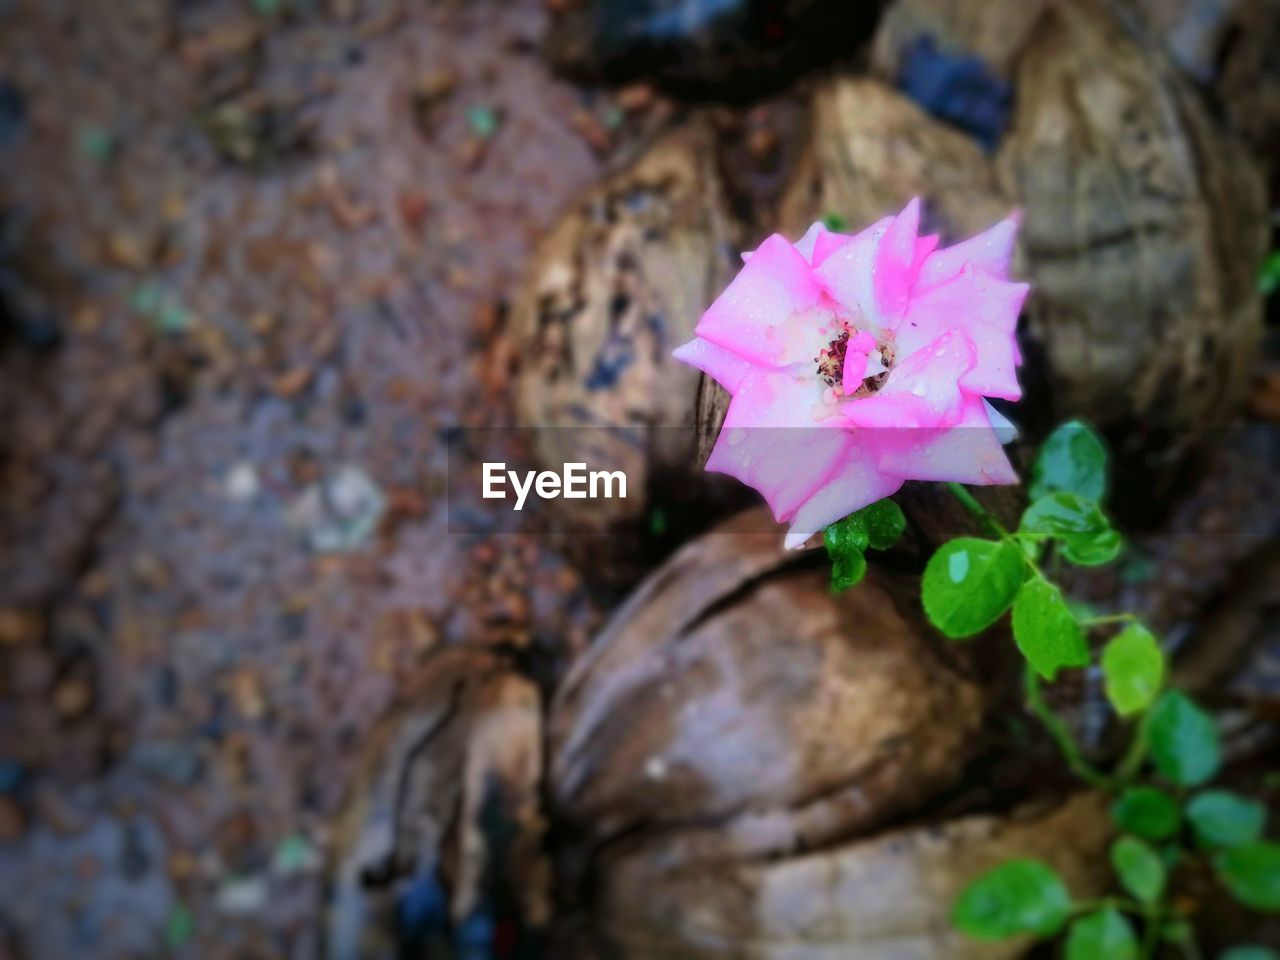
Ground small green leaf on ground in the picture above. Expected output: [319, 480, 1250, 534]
[1029, 420, 1108, 504]
[1112, 836, 1166, 903]
[1065, 909, 1138, 960]
[1012, 578, 1088, 680]
[1110, 787, 1181, 841]
[1215, 842, 1280, 912]
[922, 538, 1025, 639]
[952, 859, 1072, 939]
[466, 105, 501, 139]
[165, 903, 195, 949]
[1187, 791, 1267, 849]
[1221, 947, 1280, 960]
[1101, 624, 1164, 716]
[1148, 691, 1221, 787]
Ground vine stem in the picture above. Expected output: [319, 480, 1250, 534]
[944, 481, 1006, 537]
[1023, 663, 1114, 790]
[1081, 613, 1139, 627]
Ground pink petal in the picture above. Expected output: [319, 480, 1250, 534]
[792, 222, 829, 264]
[875, 395, 1018, 485]
[696, 234, 831, 368]
[672, 337, 755, 394]
[894, 266, 1027, 401]
[811, 230, 851, 267]
[783, 445, 905, 549]
[915, 233, 940, 267]
[875, 198, 921, 321]
[840, 331, 877, 396]
[705, 372, 849, 520]
[842, 329, 975, 429]
[916, 216, 1019, 291]
[813, 216, 893, 330]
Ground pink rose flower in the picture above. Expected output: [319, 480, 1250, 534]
[675, 199, 1027, 548]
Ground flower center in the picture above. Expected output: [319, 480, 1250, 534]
[815, 331, 849, 387]
[815, 329, 895, 396]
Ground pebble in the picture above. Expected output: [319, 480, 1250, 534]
[223, 462, 260, 502]
[215, 875, 268, 915]
[52, 678, 93, 719]
[128, 740, 203, 787]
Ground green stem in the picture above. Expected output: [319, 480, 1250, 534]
[1023, 663, 1113, 790]
[1114, 712, 1151, 784]
[1140, 909, 1161, 960]
[944, 481, 1006, 537]
[1081, 613, 1139, 628]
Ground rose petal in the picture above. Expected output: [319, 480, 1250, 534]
[842, 329, 975, 429]
[696, 234, 832, 368]
[915, 216, 1019, 291]
[894, 265, 1027, 401]
[813, 216, 893, 331]
[875, 395, 1018, 485]
[875, 198, 921, 321]
[783, 443, 905, 549]
[811, 229, 851, 267]
[672, 338, 755, 394]
[706, 372, 850, 520]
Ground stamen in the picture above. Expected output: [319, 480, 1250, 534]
[815, 331, 849, 388]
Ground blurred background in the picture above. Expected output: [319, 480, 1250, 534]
[0, 0, 1277, 957]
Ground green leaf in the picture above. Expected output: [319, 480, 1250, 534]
[1065, 909, 1138, 960]
[1021, 492, 1109, 538]
[1260, 249, 1280, 296]
[1148, 691, 1221, 787]
[1112, 836, 1166, 903]
[1061, 528, 1125, 566]
[1216, 842, 1280, 912]
[165, 903, 195, 949]
[830, 548, 867, 592]
[952, 859, 1072, 939]
[825, 516, 869, 556]
[1221, 947, 1280, 960]
[1187, 791, 1267, 849]
[1160, 918, 1194, 945]
[1110, 787, 1181, 841]
[1020, 492, 1122, 567]
[822, 212, 849, 232]
[825, 499, 905, 556]
[1029, 420, 1108, 504]
[1011, 578, 1089, 680]
[1101, 625, 1164, 716]
[860, 499, 906, 550]
[922, 538, 1025, 639]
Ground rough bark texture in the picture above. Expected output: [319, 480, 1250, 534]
[511, 118, 742, 533]
[598, 792, 1112, 959]
[997, 0, 1267, 479]
[550, 508, 984, 864]
[328, 650, 548, 956]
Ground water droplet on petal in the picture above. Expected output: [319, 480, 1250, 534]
[948, 550, 970, 583]
[728, 427, 746, 447]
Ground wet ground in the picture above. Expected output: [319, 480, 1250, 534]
[0, 2, 624, 955]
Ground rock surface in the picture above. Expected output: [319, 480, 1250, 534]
[597, 791, 1113, 959]
[550, 508, 985, 861]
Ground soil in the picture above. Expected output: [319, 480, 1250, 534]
[0, 2, 616, 955]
